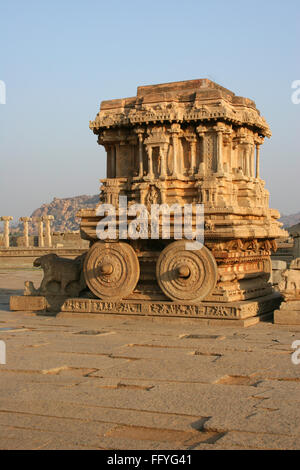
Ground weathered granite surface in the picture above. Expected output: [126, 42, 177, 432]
[1, 269, 300, 450]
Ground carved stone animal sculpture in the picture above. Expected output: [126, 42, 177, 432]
[33, 253, 86, 295]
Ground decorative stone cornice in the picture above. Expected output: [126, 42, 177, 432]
[90, 79, 271, 138]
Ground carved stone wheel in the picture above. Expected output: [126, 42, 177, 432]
[83, 241, 140, 300]
[156, 240, 218, 302]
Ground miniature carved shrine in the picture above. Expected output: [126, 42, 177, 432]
[12, 79, 287, 325]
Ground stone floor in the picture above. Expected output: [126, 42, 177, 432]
[0, 269, 300, 450]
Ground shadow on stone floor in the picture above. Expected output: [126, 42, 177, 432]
[0, 288, 24, 310]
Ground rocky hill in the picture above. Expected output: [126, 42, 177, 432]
[12, 194, 99, 234]
[8, 193, 300, 234]
[280, 212, 300, 228]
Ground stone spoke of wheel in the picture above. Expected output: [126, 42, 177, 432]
[156, 240, 217, 302]
[83, 242, 139, 300]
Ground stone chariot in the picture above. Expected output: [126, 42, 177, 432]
[12, 79, 287, 325]
[76, 79, 286, 324]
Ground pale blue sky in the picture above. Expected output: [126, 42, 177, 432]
[0, 0, 299, 222]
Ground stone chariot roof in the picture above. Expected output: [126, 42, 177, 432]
[90, 78, 271, 137]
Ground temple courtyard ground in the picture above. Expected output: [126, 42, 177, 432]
[0, 269, 299, 450]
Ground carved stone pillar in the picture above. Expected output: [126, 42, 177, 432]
[253, 135, 264, 179]
[104, 144, 112, 178]
[169, 124, 181, 177]
[196, 125, 206, 176]
[111, 145, 117, 178]
[36, 218, 44, 247]
[243, 143, 255, 177]
[114, 143, 120, 177]
[42, 215, 54, 247]
[186, 136, 197, 176]
[223, 129, 233, 174]
[255, 143, 261, 178]
[251, 144, 255, 177]
[1, 216, 13, 248]
[160, 144, 168, 179]
[19, 217, 31, 248]
[244, 145, 250, 177]
[134, 128, 144, 178]
[138, 135, 144, 178]
[160, 187, 167, 204]
[146, 146, 154, 179]
[216, 128, 224, 173]
[110, 145, 116, 178]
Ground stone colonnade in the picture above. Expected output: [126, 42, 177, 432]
[0, 216, 54, 248]
[104, 124, 263, 180]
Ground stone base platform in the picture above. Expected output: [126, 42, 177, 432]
[274, 300, 300, 325]
[10, 292, 282, 327]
